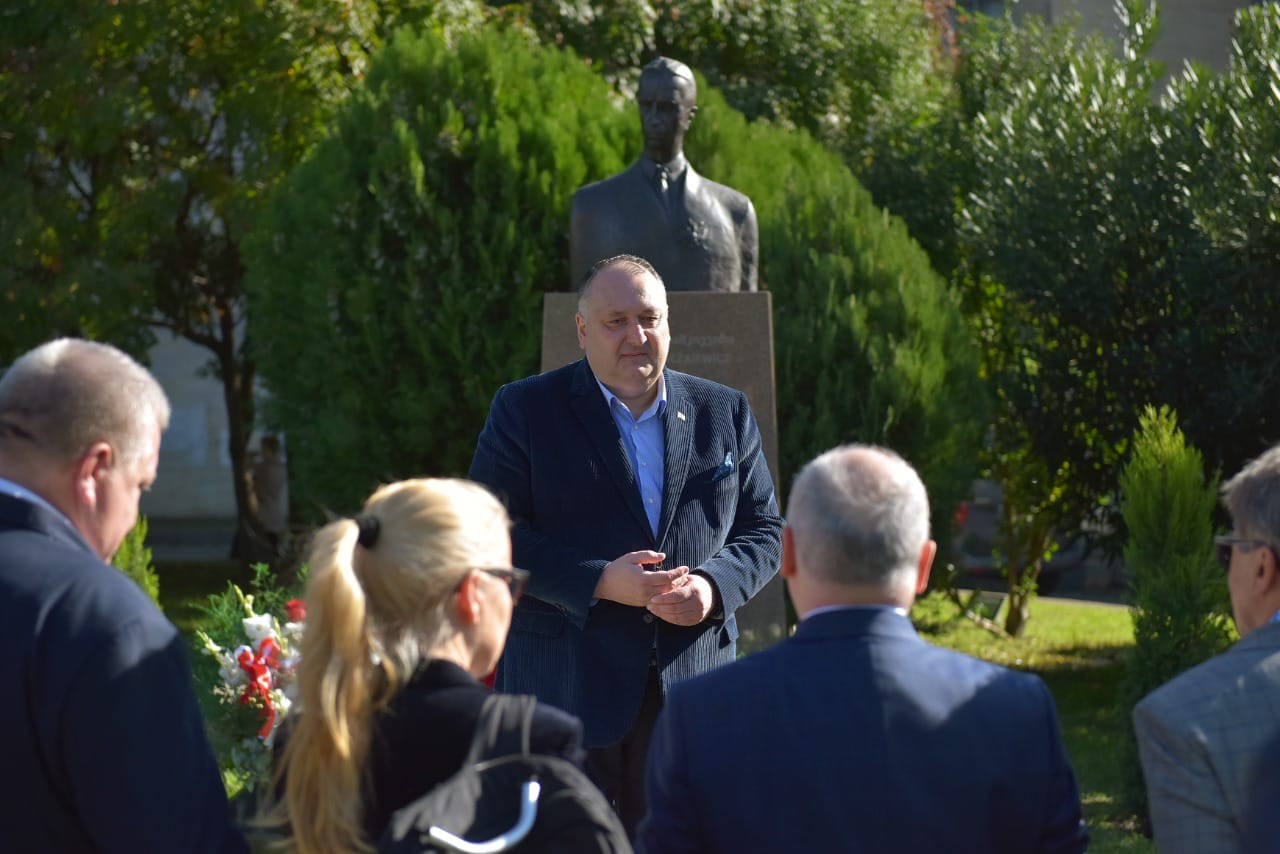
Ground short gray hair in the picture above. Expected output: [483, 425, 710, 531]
[786, 444, 930, 588]
[1223, 444, 1280, 542]
[0, 338, 170, 467]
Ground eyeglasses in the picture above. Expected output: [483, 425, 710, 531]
[472, 567, 530, 603]
[1213, 535, 1277, 573]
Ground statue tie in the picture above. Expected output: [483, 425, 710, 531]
[655, 166, 679, 225]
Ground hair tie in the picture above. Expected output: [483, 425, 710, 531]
[354, 514, 381, 549]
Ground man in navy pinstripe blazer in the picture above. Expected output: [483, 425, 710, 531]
[1135, 443, 1280, 852]
[468, 254, 782, 833]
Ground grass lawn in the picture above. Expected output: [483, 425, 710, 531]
[912, 591, 1153, 852]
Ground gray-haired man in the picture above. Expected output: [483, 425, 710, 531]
[639, 444, 1087, 853]
[0, 339, 244, 851]
[1135, 443, 1280, 852]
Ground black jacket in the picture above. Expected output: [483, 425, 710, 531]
[362, 658, 586, 843]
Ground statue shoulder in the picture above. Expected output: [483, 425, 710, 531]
[573, 162, 643, 205]
[688, 166, 752, 212]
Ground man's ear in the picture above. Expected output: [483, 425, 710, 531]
[914, 539, 938, 595]
[1257, 545, 1279, 592]
[74, 441, 113, 508]
[575, 312, 587, 350]
[780, 526, 797, 580]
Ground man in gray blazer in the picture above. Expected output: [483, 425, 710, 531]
[1134, 443, 1280, 852]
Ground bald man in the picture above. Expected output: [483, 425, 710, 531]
[638, 445, 1087, 853]
[470, 255, 781, 833]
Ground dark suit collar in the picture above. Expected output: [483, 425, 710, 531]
[568, 363, 698, 547]
[657, 371, 692, 546]
[569, 360, 653, 537]
[0, 490, 96, 558]
[792, 606, 922, 644]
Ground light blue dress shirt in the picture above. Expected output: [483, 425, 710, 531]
[596, 377, 666, 538]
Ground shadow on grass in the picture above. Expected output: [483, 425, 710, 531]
[1043, 664, 1152, 852]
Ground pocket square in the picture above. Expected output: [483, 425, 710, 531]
[711, 451, 735, 482]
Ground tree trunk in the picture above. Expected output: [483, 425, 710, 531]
[998, 486, 1051, 637]
[216, 307, 272, 565]
[1004, 584, 1031, 637]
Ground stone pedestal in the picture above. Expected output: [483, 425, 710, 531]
[541, 291, 786, 651]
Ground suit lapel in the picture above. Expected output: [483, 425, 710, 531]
[568, 360, 653, 537]
[657, 372, 694, 548]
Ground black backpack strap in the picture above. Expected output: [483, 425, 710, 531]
[465, 694, 538, 765]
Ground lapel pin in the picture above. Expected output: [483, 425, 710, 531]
[677, 411, 687, 421]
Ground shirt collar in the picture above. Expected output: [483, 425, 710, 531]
[803, 603, 909, 621]
[595, 374, 667, 422]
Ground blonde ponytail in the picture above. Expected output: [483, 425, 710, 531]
[265, 520, 385, 853]
[260, 478, 509, 852]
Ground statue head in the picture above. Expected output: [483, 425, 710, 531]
[638, 57, 698, 164]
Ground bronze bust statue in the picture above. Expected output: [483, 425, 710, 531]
[570, 57, 759, 292]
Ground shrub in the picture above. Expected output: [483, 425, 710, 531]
[1117, 405, 1232, 821]
[112, 516, 160, 606]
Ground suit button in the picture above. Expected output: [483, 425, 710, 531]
[643, 613, 654, 624]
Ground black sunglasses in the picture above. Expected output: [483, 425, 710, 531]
[473, 567, 530, 603]
[1213, 535, 1276, 573]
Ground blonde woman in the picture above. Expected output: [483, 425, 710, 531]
[264, 479, 586, 852]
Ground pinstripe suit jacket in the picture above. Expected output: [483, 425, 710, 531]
[1134, 620, 1280, 852]
[468, 359, 782, 747]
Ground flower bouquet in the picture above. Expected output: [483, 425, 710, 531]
[193, 566, 306, 793]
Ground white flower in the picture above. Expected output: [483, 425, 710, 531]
[220, 660, 247, 689]
[242, 614, 278, 647]
[282, 621, 305, 647]
[197, 631, 248, 688]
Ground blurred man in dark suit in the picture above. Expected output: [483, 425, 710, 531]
[0, 338, 243, 852]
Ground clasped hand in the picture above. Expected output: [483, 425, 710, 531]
[593, 550, 716, 626]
